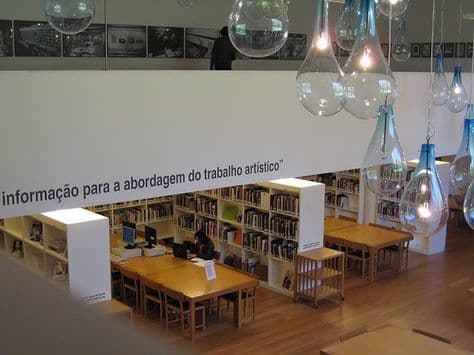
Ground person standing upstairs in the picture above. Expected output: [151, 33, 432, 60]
[210, 26, 237, 70]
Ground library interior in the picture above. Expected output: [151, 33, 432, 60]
[1, 0, 474, 354]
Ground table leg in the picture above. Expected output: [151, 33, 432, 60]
[190, 300, 196, 340]
[369, 248, 376, 282]
[233, 290, 242, 328]
[397, 242, 403, 273]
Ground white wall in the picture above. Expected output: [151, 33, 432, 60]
[0, 70, 465, 218]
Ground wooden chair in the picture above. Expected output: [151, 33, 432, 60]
[218, 287, 257, 321]
[346, 245, 370, 279]
[111, 265, 122, 300]
[121, 269, 140, 311]
[163, 287, 206, 336]
[369, 223, 411, 271]
[141, 276, 163, 321]
[339, 326, 368, 342]
[412, 328, 452, 344]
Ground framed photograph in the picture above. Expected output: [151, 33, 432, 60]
[185, 27, 219, 59]
[0, 20, 13, 57]
[148, 26, 184, 58]
[63, 24, 105, 57]
[280, 33, 307, 60]
[107, 25, 146, 58]
[443, 42, 454, 58]
[421, 43, 432, 58]
[14, 20, 61, 57]
[467, 43, 473, 58]
[454, 42, 465, 58]
[381, 43, 389, 58]
[411, 43, 421, 58]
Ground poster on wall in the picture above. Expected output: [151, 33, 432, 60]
[148, 26, 184, 58]
[279, 33, 306, 60]
[0, 20, 13, 57]
[185, 27, 219, 59]
[107, 25, 146, 58]
[14, 21, 61, 57]
[63, 24, 105, 57]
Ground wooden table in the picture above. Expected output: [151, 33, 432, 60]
[115, 254, 258, 340]
[320, 325, 470, 354]
[91, 299, 133, 327]
[324, 217, 358, 234]
[324, 224, 413, 282]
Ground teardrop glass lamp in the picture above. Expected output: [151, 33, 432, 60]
[391, 20, 410, 62]
[44, 0, 95, 35]
[432, 54, 449, 107]
[335, 0, 360, 51]
[400, 144, 449, 237]
[228, 0, 289, 58]
[464, 179, 474, 230]
[362, 105, 407, 196]
[376, 0, 410, 18]
[449, 104, 474, 194]
[447, 65, 468, 114]
[342, 0, 397, 119]
[296, 0, 344, 117]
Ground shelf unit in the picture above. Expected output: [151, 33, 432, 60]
[0, 209, 110, 304]
[301, 169, 365, 223]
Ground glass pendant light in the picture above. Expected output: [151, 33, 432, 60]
[400, 144, 448, 237]
[449, 104, 474, 194]
[447, 65, 469, 113]
[44, 0, 95, 35]
[335, 0, 360, 51]
[362, 104, 407, 196]
[432, 54, 449, 106]
[296, 0, 344, 117]
[228, 0, 289, 58]
[178, 0, 194, 7]
[342, 0, 397, 119]
[464, 179, 474, 229]
[391, 20, 410, 62]
[376, 0, 410, 18]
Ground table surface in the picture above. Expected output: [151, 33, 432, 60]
[91, 299, 132, 316]
[320, 325, 470, 355]
[298, 247, 344, 261]
[118, 254, 185, 275]
[324, 217, 358, 234]
[324, 224, 413, 248]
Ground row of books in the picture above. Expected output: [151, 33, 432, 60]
[198, 189, 219, 197]
[243, 186, 271, 209]
[316, 173, 337, 188]
[337, 177, 360, 193]
[244, 209, 270, 231]
[325, 192, 336, 206]
[220, 224, 243, 245]
[221, 186, 243, 201]
[196, 218, 218, 239]
[113, 208, 146, 225]
[377, 201, 400, 219]
[270, 216, 298, 239]
[243, 232, 269, 255]
[341, 169, 360, 176]
[271, 238, 297, 261]
[242, 256, 260, 275]
[176, 214, 194, 230]
[282, 270, 294, 290]
[336, 194, 350, 209]
[147, 202, 173, 220]
[270, 194, 299, 216]
[175, 193, 195, 210]
[115, 199, 146, 208]
[195, 196, 217, 217]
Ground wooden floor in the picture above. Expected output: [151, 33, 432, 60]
[130, 220, 474, 354]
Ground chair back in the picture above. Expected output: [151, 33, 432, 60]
[121, 269, 139, 288]
[141, 276, 161, 294]
[163, 287, 186, 307]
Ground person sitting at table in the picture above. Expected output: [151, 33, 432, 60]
[189, 230, 215, 260]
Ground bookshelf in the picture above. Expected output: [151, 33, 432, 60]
[302, 169, 365, 223]
[0, 209, 111, 304]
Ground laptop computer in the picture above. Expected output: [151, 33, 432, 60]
[172, 242, 188, 260]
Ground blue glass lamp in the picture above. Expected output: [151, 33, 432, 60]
[362, 105, 407, 196]
[449, 104, 474, 194]
[432, 54, 449, 107]
[342, 0, 397, 119]
[464, 179, 474, 229]
[447, 65, 468, 113]
[400, 144, 448, 237]
[376, 0, 410, 18]
[335, 0, 360, 51]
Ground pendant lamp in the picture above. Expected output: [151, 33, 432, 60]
[335, 0, 360, 51]
[432, 54, 449, 106]
[296, 0, 344, 117]
[44, 0, 95, 35]
[391, 20, 410, 62]
[464, 179, 474, 229]
[447, 66, 469, 113]
[342, 0, 397, 119]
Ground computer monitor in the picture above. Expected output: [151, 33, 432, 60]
[172, 242, 188, 259]
[144, 226, 157, 249]
[122, 221, 136, 249]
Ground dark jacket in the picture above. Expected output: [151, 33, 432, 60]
[196, 238, 215, 260]
[210, 36, 236, 70]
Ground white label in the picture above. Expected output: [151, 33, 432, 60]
[204, 261, 216, 281]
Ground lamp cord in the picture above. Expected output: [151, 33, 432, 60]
[457, 0, 463, 65]
[104, 0, 108, 71]
[427, 0, 436, 143]
[471, 26, 474, 103]
[388, 4, 392, 68]
[439, 0, 445, 53]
